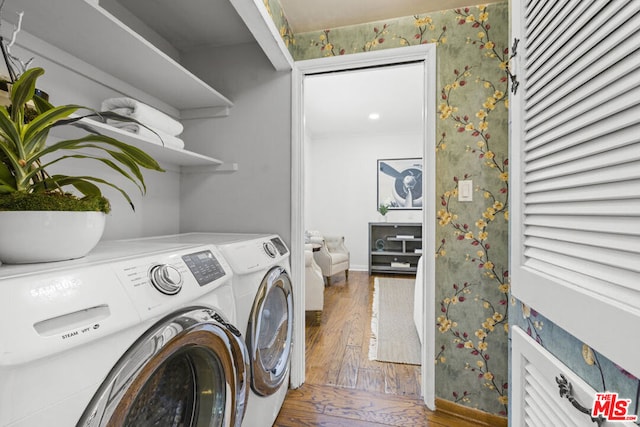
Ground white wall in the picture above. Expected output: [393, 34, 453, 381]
[305, 131, 422, 270]
[180, 43, 292, 243]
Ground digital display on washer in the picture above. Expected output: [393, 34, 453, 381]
[271, 237, 288, 255]
[182, 250, 226, 286]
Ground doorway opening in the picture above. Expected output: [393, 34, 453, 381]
[290, 45, 437, 409]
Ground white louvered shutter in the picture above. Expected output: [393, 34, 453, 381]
[510, 0, 640, 378]
[511, 327, 637, 427]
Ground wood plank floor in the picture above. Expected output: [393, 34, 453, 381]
[273, 271, 489, 427]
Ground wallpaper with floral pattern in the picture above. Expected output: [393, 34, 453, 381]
[265, 0, 639, 419]
[262, 0, 295, 56]
[291, 2, 511, 416]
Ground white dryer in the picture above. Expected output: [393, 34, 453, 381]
[0, 238, 249, 427]
[143, 233, 294, 427]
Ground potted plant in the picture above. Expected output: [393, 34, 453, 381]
[0, 67, 163, 263]
[378, 201, 390, 221]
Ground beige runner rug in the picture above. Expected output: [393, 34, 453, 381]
[369, 277, 421, 365]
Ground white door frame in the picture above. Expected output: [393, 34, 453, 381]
[290, 44, 437, 409]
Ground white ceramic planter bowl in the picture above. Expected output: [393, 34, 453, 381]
[0, 211, 106, 264]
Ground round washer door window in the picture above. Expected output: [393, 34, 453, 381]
[247, 266, 293, 396]
[78, 308, 249, 427]
[123, 346, 224, 426]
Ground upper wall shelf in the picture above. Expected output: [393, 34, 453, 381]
[2, 0, 233, 112]
[55, 117, 226, 168]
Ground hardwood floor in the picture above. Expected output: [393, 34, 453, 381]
[273, 271, 490, 427]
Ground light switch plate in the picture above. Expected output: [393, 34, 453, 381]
[458, 180, 473, 202]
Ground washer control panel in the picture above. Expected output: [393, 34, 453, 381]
[182, 250, 226, 286]
[113, 244, 232, 320]
[0, 243, 233, 367]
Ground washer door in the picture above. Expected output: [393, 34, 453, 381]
[78, 307, 249, 427]
[246, 266, 294, 396]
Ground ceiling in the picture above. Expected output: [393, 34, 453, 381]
[279, 0, 487, 33]
[279, 1, 475, 138]
[304, 63, 424, 139]
[114, 0, 486, 51]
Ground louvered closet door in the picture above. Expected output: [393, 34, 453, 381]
[511, 327, 637, 427]
[510, 0, 640, 377]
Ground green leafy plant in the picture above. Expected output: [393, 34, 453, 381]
[378, 202, 390, 216]
[0, 67, 164, 213]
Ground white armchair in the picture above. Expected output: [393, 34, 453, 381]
[306, 231, 350, 285]
[305, 244, 324, 324]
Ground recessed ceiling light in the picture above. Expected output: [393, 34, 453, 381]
[368, 112, 380, 120]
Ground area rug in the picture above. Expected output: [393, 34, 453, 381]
[369, 277, 421, 365]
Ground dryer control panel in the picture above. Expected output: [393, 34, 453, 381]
[220, 235, 289, 275]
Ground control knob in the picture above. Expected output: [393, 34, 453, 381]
[263, 241, 277, 258]
[149, 264, 183, 295]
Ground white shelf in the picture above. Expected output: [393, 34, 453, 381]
[3, 0, 240, 169]
[53, 117, 225, 167]
[3, 0, 233, 112]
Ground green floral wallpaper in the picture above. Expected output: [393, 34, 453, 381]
[262, 0, 295, 56]
[264, 0, 640, 420]
[431, 5, 510, 416]
[290, 2, 511, 416]
[293, 2, 509, 415]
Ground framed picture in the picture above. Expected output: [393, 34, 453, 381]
[377, 158, 423, 210]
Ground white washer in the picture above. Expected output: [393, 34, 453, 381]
[0, 238, 249, 427]
[143, 233, 294, 427]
